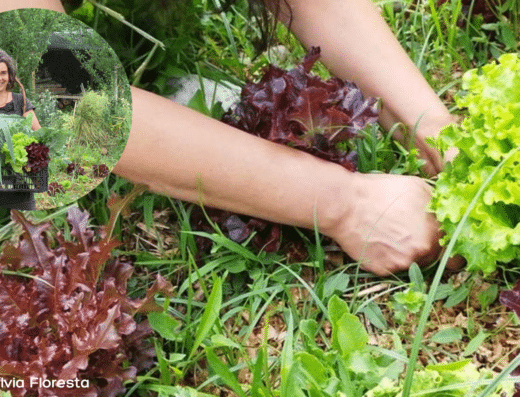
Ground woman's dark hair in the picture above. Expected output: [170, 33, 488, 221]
[0, 49, 27, 113]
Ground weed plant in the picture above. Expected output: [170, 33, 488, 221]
[73, 90, 111, 145]
[33, 89, 62, 128]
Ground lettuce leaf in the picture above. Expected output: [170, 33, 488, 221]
[1, 133, 37, 173]
[0, 208, 174, 397]
[366, 360, 514, 396]
[431, 53, 520, 273]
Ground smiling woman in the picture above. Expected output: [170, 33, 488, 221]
[0, 50, 40, 129]
[0, 48, 42, 210]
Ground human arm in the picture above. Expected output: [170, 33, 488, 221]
[276, 0, 457, 176]
[0, 0, 64, 12]
[4, 0, 446, 275]
[113, 88, 442, 275]
[24, 109, 41, 131]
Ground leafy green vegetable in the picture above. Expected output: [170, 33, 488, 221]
[1, 132, 37, 173]
[431, 53, 520, 273]
[273, 295, 403, 397]
[391, 287, 426, 323]
[366, 360, 513, 396]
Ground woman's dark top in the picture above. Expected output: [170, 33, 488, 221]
[0, 92, 35, 116]
[0, 92, 36, 211]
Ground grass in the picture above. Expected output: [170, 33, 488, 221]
[0, 0, 519, 395]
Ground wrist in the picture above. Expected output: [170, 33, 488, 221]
[316, 164, 358, 241]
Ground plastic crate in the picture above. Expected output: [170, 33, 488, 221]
[0, 165, 48, 193]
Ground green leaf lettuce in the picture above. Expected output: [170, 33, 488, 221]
[431, 53, 520, 273]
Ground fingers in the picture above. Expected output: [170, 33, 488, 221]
[417, 140, 444, 176]
[360, 247, 465, 277]
[336, 172, 466, 277]
[446, 254, 466, 271]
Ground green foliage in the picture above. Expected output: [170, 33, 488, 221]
[108, 97, 132, 140]
[73, 90, 110, 144]
[367, 360, 513, 397]
[355, 123, 426, 176]
[33, 89, 61, 128]
[67, 0, 262, 93]
[1, 132, 36, 173]
[209, 295, 404, 397]
[392, 288, 427, 323]
[67, 26, 129, 97]
[52, 2, 520, 397]
[431, 53, 520, 273]
[0, 114, 36, 173]
[0, 9, 56, 96]
[189, 276, 223, 359]
[69, 1, 95, 24]
[29, 125, 69, 158]
[0, 115, 18, 181]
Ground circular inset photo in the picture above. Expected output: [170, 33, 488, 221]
[0, 8, 132, 211]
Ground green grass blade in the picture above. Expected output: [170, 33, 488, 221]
[189, 276, 223, 359]
[313, 208, 325, 273]
[280, 309, 294, 397]
[206, 348, 247, 397]
[401, 148, 519, 397]
[475, 356, 520, 396]
[186, 231, 258, 261]
[143, 384, 215, 396]
[279, 264, 328, 317]
[211, 0, 239, 61]
[447, 0, 463, 48]
[178, 255, 235, 296]
[427, 0, 444, 46]
[251, 346, 268, 397]
[154, 338, 171, 386]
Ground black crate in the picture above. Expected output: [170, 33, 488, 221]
[0, 165, 48, 193]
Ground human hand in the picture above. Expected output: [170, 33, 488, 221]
[414, 131, 459, 176]
[326, 172, 443, 276]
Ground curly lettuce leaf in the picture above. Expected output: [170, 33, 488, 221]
[431, 53, 520, 273]
[0, 208, 174, 397]
[222, 46, 379, 171]
[366, 360, 513, 396]
[1, 132, 37, 173]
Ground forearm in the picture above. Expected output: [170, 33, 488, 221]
[0, 0, 64, 12]
[284, 0, 453, 132]
[280, 0, 458, 174]
[113, 87, 351, 236]
[24, 110, 41, 131]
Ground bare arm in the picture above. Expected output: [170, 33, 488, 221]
[279, 0, 457, 175]
[5, 0, 447, 275]
[0, 0, 64, 12]
[115, 89, 350, 233]
[24, 109, 41, 131]
[113, 88, 443, 275]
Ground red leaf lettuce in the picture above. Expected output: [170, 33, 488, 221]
[222, 46, 379, 171]
[0, 208, 173, 396]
